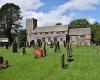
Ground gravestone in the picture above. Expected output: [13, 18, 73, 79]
[43, 42, 46, 56]
[18, 42, 25, 49]
[40, 41, 42, 47]
[57, 41, 60, 50]
[63, 40, 66, 48]
[0, 56, 3, 64]
[1, 42, 3, 47]
[66, 44, 70, 61]
[65, 34, 73, 62]
[67, 51, 70, 61]
[18, 42, 21, 49]
[61, 54, 65, 68]
[66, 44, 73, 62]
[5, 60, 9, 67]
[32, 42, 35, 48]
[21, 47, 26, 55]
[30, 40, 35, 48]
[54, 41, 60, 52]
[54, 41, 57, 52]
[37, 39, 42, 47]
[0, 57, 9, 69]
[50, 41, 53, 48]
[6, 43, 9, 49]
[12, 41, 18, 53]
[69, 43, 72, 57]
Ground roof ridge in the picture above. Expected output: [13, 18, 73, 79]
[37, 25, 68, 28]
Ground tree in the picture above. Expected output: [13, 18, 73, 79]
[0, 30, 6, 38]
[17, 29, 26, 47]
[0, 3, 22, 44]
[56, 23, 62, 25]
[91, 22, 100, 44]
[17, 29, 26, 42]
[69, 18, 90, 29]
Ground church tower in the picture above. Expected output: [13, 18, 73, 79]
[26, 18, 37, 44]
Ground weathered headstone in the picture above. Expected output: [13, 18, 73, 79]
[21, 47, 26, 55]
[40, 41, 42, 47]
[66, 33, 73, 62]
[32, 42, 35, 48]
[37, 42, 40, 47]
[43, 42, 46, 56]
[61, 54, 65, 68]
[69, 43, 72, 57]
[6, 43, 9, 49]
[63, 40, 66, 48]
[57, 41, 60, 50]
[0, 56, 3, 64]
[30, 40, 35, 47]
[54, 42, 57, 52]
[67, 51, 70, 61]
[4, 60, 9, 67]
[50, 41, 53, 48]
[12, 41, 18, 53]
[18, 42, 21, 49]
[37, 39, 42, 47]
[0, 57, 9, 69]
[1, 42, 3, 47]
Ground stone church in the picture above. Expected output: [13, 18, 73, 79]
[26, 18, 91, 45]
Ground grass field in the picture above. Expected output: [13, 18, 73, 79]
[0, 45, 100, 80]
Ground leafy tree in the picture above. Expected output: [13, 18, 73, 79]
[91, 22, 100, 44]
[0, 3, 22, 44]
[17, 29, 26, 47]
[69, 18, 90, 29]
[0, 30, 6, 38]
[17, 29, 26, 42]
[94, 31, 100, 42]
[56, 23, 62, 25]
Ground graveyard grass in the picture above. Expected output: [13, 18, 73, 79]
[0, 45, 100, 80]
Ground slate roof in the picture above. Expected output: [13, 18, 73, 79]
[69, 28, 91, 35]
[32, 25, 68, 33]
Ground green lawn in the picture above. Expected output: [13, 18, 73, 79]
[0, 46, 100, 80]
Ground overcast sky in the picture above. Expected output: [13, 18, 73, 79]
[0, 0, 100, 27]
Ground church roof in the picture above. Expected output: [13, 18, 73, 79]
[69, 28, 91, 35]
[32, 25, 68, 33]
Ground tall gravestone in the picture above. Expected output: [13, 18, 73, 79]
[54, 41, 60, 52]
[66, 34, 72, 62]
[69, 43, 72, 57]
[6, 43, 9, 49]
[43, 42, 46, 56]
[57, 41, 60, 50]
[37, 39, 42, 47]
[61, 54, 65, 68]
[21, 47, 26, 55]
[5, 60, 9, 67]
[0, 56, 3, 64]
[61, 53, 68, 69]
[18, 42, 21, 49]
[1, 42, 3, 47]
[63, 40, 66, 48]
[54, 37, 58, 52]
[50, 41, 53, 48]
[54, 41, 57, 52]
[12, 41, 18, 53]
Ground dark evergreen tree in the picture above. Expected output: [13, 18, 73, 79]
[0, 3, 22, 44]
